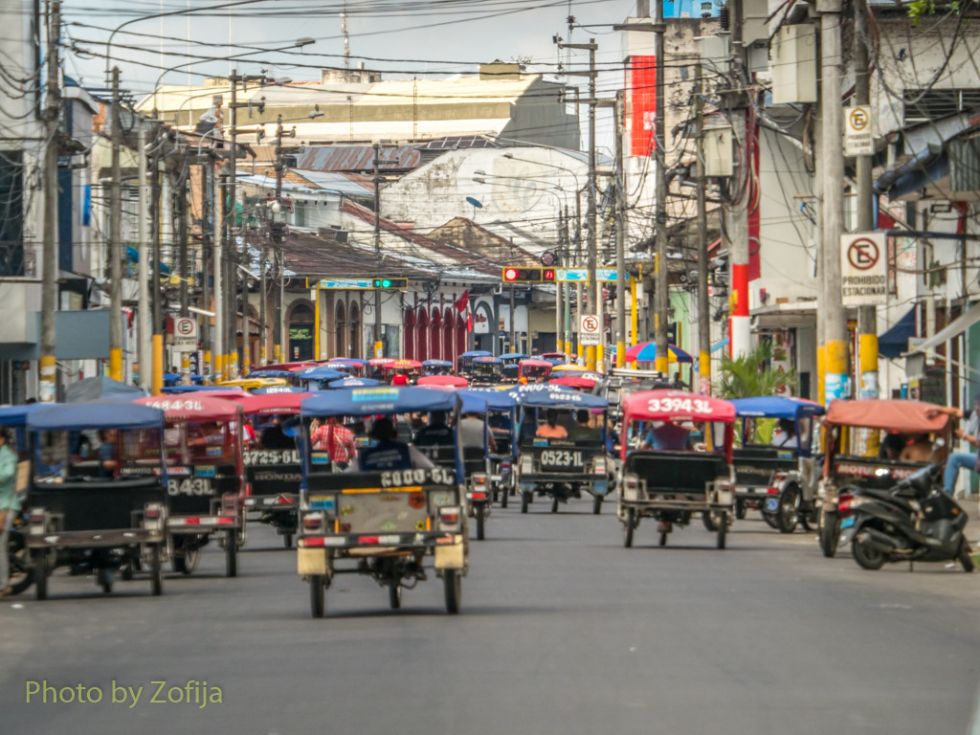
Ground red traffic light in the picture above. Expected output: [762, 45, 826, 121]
[543, 269, 556, 282]
[501, 267, 553, 283]
[503, 267, 520, 282]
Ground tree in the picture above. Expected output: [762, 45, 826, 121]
[716, 342, 798, 444]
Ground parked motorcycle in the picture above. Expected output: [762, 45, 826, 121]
[6, 512, 35, 596]
[839, 465, 974, 572]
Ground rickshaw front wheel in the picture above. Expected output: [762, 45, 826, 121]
[388, 583, 402, 609]
[32, 549, 48, 600]
[520, 493, 530, 514]
[550, 496, 559, 514]
[819, 510, 839, 558]
[225, 530, 238, 578]
[475, 507, 486, 540]
[444, 569, 462, 614]
[283, 533, 293, 550]
[310, 576, 326, 618]
[592, 494, 603, 515]
[623, 509, 635, 548]
[149, 544, 163, 597]
[500, 489, 509, 509]
[716, 512, 728, 550]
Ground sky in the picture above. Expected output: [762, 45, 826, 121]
[59, 0, 643, 150]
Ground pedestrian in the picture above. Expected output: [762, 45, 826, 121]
[0, 428, 20, 596]
[939, 396, 980, 496]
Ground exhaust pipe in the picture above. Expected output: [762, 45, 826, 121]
[857, 527, 905, 554]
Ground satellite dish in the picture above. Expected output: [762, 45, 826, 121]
[465, 196, 483, 209]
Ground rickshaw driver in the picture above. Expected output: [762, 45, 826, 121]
[356, 417, 435, 472]
[460, 412, 496, 452]
[568, 410, 599, 442]
[536, 409, 568, 439]
[771, 419, 798, 449]
[413, 410, 454, 447]
[641, 420, 690, 450]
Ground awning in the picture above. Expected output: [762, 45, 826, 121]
[878, 308, 915, 359]
[907, 301, 980, 355]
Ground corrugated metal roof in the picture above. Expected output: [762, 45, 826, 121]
[295, 145, 420, 173]
[293, 170, 375, 198]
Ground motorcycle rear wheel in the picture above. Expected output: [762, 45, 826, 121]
[852, 535, 886, 571]
[958, 542, 974, 573]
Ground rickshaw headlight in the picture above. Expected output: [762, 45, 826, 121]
[438, 506, 462, 532]
[302, 512, 325, 532]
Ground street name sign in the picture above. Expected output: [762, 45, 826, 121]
[319, 279, 374, 290]
[557, 268, 630, 283]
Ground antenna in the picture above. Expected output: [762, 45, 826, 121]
[341, 1, 351, 77]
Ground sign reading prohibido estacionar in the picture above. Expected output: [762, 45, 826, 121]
[840, 232, 887, 307]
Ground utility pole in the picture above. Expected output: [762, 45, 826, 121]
[177, 162, 190, 380]
[39, 0, 60, 402]
[150, 134, 163, 394]
[555, 208, 564, 354]
[372, 141, 383, 358]
[108, 66, 124, 382]
[727, 0, 750, 362]
[614, 90, 627, 368]
[854, 0, 877, 407]
[213, 156, 225, 379]
[652, 0, 670, 375]
[555, 36, 599, 368]
[695, 61, 711, 394]
[137, 125, 151, 390]
[819, 0, 848, 402]
[240, 190, 250, 374]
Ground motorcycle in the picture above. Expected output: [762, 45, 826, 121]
[840, 465, 974, 572]
[6, 511, 35, 596]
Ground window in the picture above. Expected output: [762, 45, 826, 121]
[903, 89, 980, 125]
[0, 150, 24, 277]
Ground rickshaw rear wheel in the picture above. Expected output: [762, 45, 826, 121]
[97, 567, 113, 594]
[716, 512, 728, 549]
[310, 576, 325, 618]
[32, 549, 48, 600]
[500, 488, 508, 509]
[957, 541, 974, 572]
[443, 569, 462, 614]
[702, 511, 729, 532]
[592, 495, 602, 515]
[520, 493, 529, 514]
[623, 509, 635, 548]
[658, 530, 668, 547]
[550, 496, 559, 513]
[819, 510, 840, 558]
[120, 559, 134, 581]
[149, 544, 163, 596]
[388, 583, 402, 609]
[225, 530, 238, 578]
[475, 507, 486, 540]
[801, 507, 819, 532]
[735, 500, 746, 520]
[777, 486, 801, 534]
[283, 534, 293, 550]
[174, 546, 200, 575]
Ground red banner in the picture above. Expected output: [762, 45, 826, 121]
[626, 55, 656, 157]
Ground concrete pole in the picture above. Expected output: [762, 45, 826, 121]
[653, 0, 670, 374]
[108, 66, 124, 382]
[819, 0, 848, 402]
[137, 126, 151, 389]
[586, 38, 598, 370]
[727, 0, 750, 361]
[373, 141, 383, 358]
[695, 62, 711, 394]
[214, 160, 225, 379]
[854, 0, 877, 403]
[555, 208, 563, 353]
[39, 0, 60, 402]
[614, 91, 627, 369]
[226, 72, 239, 378]
[150, 144, 164, 394]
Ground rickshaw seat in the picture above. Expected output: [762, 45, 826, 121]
[625, 451, 727, 493]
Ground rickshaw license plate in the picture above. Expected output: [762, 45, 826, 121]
[765, 497, 780, 512]
[540, 450, 583, 468]
[840, 516, 856, 530]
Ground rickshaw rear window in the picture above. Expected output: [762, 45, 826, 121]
[34, 428, 164, 481]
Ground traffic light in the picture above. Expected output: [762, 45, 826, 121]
[501, 267, 556, 283]
[373, 278, 408, 289]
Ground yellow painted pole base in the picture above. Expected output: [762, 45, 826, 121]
[655, 356, 669, 374]
[585, 346, 596, 371]
[698, 349, 711, 394]
[39, 353, 57, 403]
[615, 340, 626, 369]
[109, 347, 123, 382]
[151, 335, 164, 395]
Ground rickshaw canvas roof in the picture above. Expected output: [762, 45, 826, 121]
[0, 403, 47, 427]
[327, 358, 367, 366]
[135, 395, 242, 422]
[28, 401, 164, 431]
[390, 359, 422, 370]
[240, 392, 314, 415]
[421, 359, 453, 367]
[499, 353, 528, 361]
[623, 390, 736, 423]
[518, 388, 607, 410]
[519, 359, 553, 369]
[246, 369, 297, 379]
[417, 375, 469, 388]
[302, 386, 458, 417]
[473, 356, 502, 364]
[458, 389, 517, 413]
[163, 385, 245, 394]
[824, 399, 948, 433]
[328, 377, 381, 388]
[65, 376, 145, 403]
[368, 358, 396, 367]
[460, 351, 493, 359]
[549, 376, 598, 390]
[730, 396, 825, 420]
[294, 366, 347, 381]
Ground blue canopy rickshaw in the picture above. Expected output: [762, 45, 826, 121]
[457, 350, 493, 375]
[459, 388, 520, 510]
[0, 403, 46, 449]
[325, 358, 368, 377]
[514, 388, 611, 514]
[296, 386, 468, 617]
[293, 366, 347, 391]
[327, 377, 382, 389]
[163, 384, 246, 394]
[498, 353, 528, 381]
[421, 359, 453, 377]
[25, 401, 168, 599]
[728, 396, 826, 532]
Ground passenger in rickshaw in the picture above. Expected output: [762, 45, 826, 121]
[771, 419, 798, 449]
[310, 416, 358, 469]
[357, 416, 434, 471]
[641, 420, 690, 450]
[413, 410, 454, 447]
[568, 409, 599, 442]
[460, 412, 495, 452]
[96, 429, 120, 473]
[879, 432, 906, 461]
[259, 416, 294, 449]
[535, 409, 568, 439]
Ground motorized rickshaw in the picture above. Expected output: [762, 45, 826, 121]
[518, 358, 553, 384]
[367, 357, 396, 381]
[25, 402, 168, 598]
[515, 387, 610, 514]
[469, 355, 504, 386]
[457, 350, 493, 375]
[326, 358, 368, 377]
[499, 353, 528, 382]
[163, 385, 246, 397]
[817, 399, 950, 558]
[729, 396, 825, 532]
[0, 404, 44, 597]
[385, 359, 423, 385]
[417, 375, 469, 389]
[617, 390, 736, 549]
[240, 392, 313, 548]
[593, 368, 672, 422]
[550, 375, 598, 392]
[459, 388, 519, 509]
[327, 377, 381, 389]
[421, 359, 454, 377]
[539, 352, 567, 366]
[296, 387, 468, 617]
[292, 365, 347, 391]
[135, 395, 247, 576]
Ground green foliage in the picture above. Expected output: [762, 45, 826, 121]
[716, 342, 798, 445]
[907, 0, 959, 25]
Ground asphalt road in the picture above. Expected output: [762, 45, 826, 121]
[3, 497, 980, 735]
